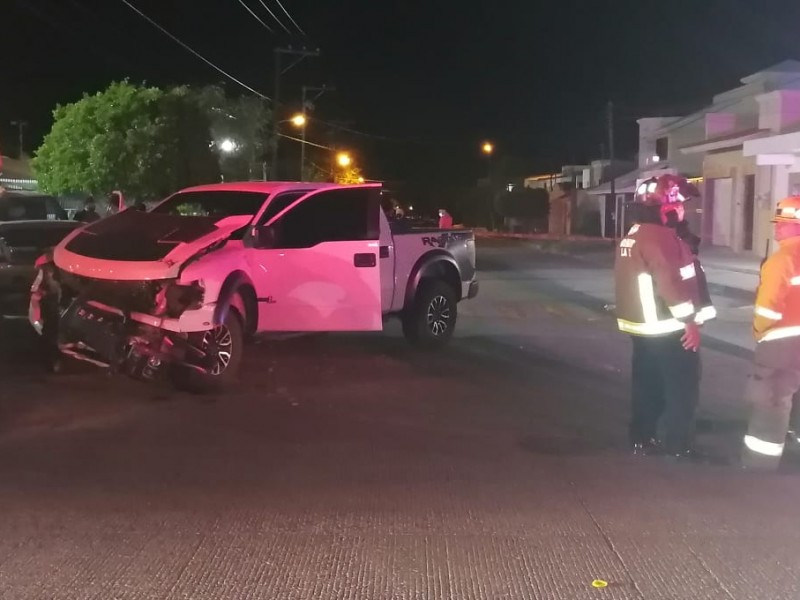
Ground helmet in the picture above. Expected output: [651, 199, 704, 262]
[634, 174, 700, 206]
[772, 196, 800, 223]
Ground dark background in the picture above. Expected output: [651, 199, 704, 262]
[4, 0, 800, 190]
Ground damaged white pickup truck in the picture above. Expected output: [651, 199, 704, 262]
[29, 182, 478, 391]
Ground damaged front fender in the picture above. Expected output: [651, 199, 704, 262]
[29, 252, 59, 336]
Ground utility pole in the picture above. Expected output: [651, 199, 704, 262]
[324, 119, 353, 182]
[10, 120, 27, 158]
[300, 84, 334, 180]
[270, 47, 320, 180]
[607, 101, 617, 240]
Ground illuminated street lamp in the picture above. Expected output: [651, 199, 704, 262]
[291, 113, 307, 128]
[336, 152, 352, 168]
[219, 138, 238, 154]
[481, 141, 496, 230]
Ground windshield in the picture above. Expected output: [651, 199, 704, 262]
[150, 190, 267, 218]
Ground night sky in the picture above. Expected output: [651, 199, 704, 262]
[4, 0, 800, 188]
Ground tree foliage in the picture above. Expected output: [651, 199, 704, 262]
[302, 162, 330, 183]
[34, 81, 220, 200]
[191, 85, 271, 181]
[494, 187, 550, 219]
[334, 165, 365, 185]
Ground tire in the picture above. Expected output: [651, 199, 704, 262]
[402, 280, 458, 349]
[172, 305, 244, 394]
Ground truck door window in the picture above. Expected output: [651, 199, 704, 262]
[257, 191, 308, 226]
[271, 188, 379, 249]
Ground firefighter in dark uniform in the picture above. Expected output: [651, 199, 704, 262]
[675, 213, 716, 325]
[614, 175, 713, 458]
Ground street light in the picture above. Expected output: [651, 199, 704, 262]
[336, 152, 352, 168]
[219, 138, 238, 154]
[283, 113, 309, 180]
[481, 141, 495, 230]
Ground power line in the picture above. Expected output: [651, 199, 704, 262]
[273, 0, 306, 36]
[118, 0, 272, 102]
[278, 132, 331, 150]
[317, 119, 464, 147]
[256, 0, 292, 35]
[270, 47, 320, 179]
[235, 0, 275, 33]
[113, 2, 464, 150]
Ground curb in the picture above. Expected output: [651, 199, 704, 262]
[479, 231, 758, 302]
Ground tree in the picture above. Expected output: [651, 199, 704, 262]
[494, 187, 550, 232]
[302, 162, 330, 183]
[334, 165, 365, 185]
[191, 85, 271, 181]
[34, 81, 220, 200]
[160, 86, 222, 195]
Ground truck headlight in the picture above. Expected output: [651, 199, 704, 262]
[163, 280, 205, 317]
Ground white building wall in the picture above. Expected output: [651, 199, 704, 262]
[703, 151, 758, 251]
[637, 117, 680, 168]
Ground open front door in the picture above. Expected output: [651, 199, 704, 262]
[248, 186, 383, 332]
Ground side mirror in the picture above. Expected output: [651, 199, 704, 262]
[253, 224, 277, 249]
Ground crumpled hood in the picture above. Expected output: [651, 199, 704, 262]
[63, 210, 249, 261]
[53, 210, 251, 281]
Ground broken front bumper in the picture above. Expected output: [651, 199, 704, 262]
[29, 268, 218, 378]
[29, 265, 217, 337]
[51, 299, 217, 379]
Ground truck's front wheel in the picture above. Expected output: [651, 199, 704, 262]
[402, 280, 458, 349]
[173, 308, 244, 393]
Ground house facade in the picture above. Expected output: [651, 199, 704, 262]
[679, 60, 800, 255]
[524, 162, 633, 235]
[524, 165, 590, 191]
[0, 155, 37, 191]
[741, 86, 800, 256]
[586, 60, 800, 253]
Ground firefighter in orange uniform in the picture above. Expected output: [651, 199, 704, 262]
[615, 175, 710, 458]
[741, 196, 800, 470]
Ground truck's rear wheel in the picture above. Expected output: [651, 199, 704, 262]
[173, 307, 244, 393]
[402, 280, 458, 349]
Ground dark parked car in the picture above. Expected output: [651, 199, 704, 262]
[0, 190, 68, 222]
[0, 191, 79, 316]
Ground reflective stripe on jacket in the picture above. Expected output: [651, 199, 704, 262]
[754, 237, 800, 343]
[693, 258, 717, 325]
[614, 223, 700, 336]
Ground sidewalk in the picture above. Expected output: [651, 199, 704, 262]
[476, 233, 762, 357]
[476, 231, 761, 297]
[700, 246, 761, 275]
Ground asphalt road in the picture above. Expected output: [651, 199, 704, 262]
[1, 240, 799, 600]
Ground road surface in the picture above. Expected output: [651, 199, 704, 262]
[0, 239, 798, 600]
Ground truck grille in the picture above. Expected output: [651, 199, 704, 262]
[57, 270, 162, 314]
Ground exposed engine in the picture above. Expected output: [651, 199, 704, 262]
[33, 261, 208, 380]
